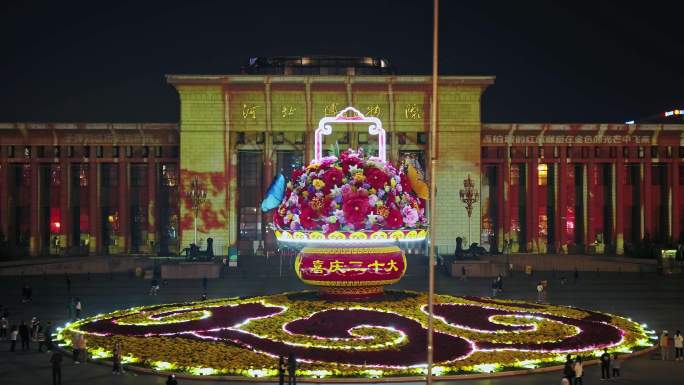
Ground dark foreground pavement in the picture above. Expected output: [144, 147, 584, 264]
[1, 254, 683, 385]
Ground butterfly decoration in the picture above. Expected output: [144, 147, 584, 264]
[405, 158, 429, 200]
[260, 173, 286, 213]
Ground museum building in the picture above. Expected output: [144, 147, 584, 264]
[1, 56, 683, 258]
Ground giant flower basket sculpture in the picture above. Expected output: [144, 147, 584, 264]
[271, 107, 428, 298]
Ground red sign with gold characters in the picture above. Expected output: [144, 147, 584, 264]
[296, 245, 406, 291]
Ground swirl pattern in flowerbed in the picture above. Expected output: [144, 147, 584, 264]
[54, 291, 655, 379]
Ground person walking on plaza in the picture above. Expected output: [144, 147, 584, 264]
[573, 268, 579, 285]
[599, 348, 611, 380]
[536, 281, 544, 302]
[75, 297, 82, 319]
[19, 320, 30, 350]
[0, 315, 8, 339]
[573, 356, 583, 385]
[166, 374, 178, 385]
[112, 342, 123, 374]
[44, 321, 53, 353]
[611, 353, 621, 377]
[491, 279, 498, 297]
[287, 352, 297, 385]
[202, 276, 208, 292]
[149, 278, 160, 296]
[37, 325, 48, 352]
[674, 330, 683, 361]
[9, 325, 18, 351]
[77, 333, 87, 363]
[278, 355, 286, 385]
[31, 317, 40, 340]
[50, 351, 63, 385]
[562, 355, 575, 383]
[461, 266, 467, 281]
[71, 333, 81, 363]
[661, 330, 670, 360]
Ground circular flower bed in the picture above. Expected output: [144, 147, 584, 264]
[53, 291, 655, 379]
[273, 149, 427, 235]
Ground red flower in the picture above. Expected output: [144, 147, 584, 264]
[384, 192, 398, 209]
[400, 173, 412, 194]
[273, 210, 285, 228]
[323, 221, 340, 234]
[340, 151, 363, 174]
[299, 206, 320, 230]
[291, 168, 305, 181]
[322, 168, 344, 193]
[385, 208, 404, 229]
[342, 192, 370, 227]
[364, 167, 388, 190]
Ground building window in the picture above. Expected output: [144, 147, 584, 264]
[238, 151, 263, 243]
[537, 164, 548, 186]
[417, 133, 427, 145]
[276, 151, 304, 181]
[273, 132, 285, 145]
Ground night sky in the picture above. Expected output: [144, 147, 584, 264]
[1, 0, 682, 124]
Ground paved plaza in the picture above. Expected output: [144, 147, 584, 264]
[1, 255, 683, 385]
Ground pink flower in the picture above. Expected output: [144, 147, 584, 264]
[402, 206, 419, 227]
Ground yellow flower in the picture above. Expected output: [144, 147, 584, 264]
[312, 179, 326, 190]
[354, 174, 366, 183]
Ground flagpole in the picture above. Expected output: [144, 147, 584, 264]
[427, 0, 438, 384]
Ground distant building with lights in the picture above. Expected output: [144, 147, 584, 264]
[1, 56, 683, 258]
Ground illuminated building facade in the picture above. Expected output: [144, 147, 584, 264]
[1, 57, 683, 257]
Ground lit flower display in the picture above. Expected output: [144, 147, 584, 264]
[54, 291, 653, 379]
[273, 148, 426, 234]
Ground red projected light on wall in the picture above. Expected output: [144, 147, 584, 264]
[50, 221, 61, 234]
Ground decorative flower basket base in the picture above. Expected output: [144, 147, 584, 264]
[295, 244, 406, 299]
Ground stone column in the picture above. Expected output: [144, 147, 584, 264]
[528, 147, 539, 253]
[147, 152, 157, 254]
[557, 150, 568, 253]
[496, 160, 505, 252]
[672, 157, 681, 241]
[615, 157, 625, 255]
[586, 162, 596, 248]
[0, 154, 8, 243]
[29, 148, 40, 256]
[118, 161, 129, 253]
[643, 159, 653, 239]
[88, 156, 99, 254]
[59, 153, 70, 252]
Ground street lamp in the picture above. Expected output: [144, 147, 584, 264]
[459, 174, 479, 247]
[186, 177, 207, 245]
